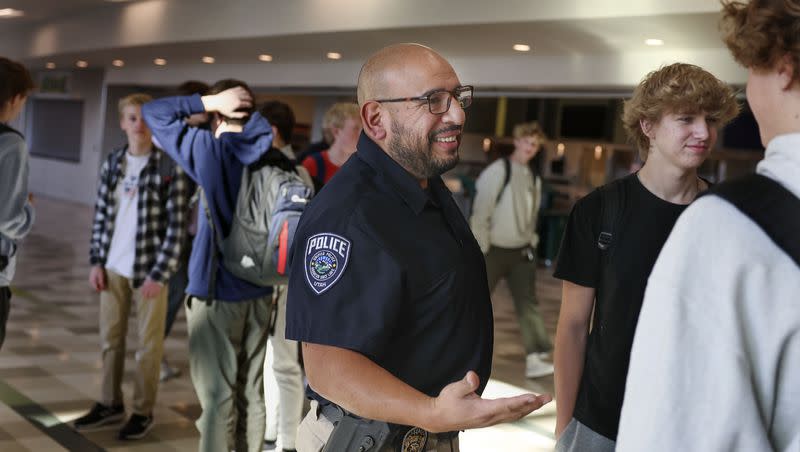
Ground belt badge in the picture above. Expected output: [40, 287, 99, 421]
[401, 427, 428, 452]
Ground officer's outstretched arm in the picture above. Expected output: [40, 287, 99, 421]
[303, 342, 552, 433]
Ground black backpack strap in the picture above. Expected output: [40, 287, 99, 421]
[312, 152, 326, 184]
[0, 123, 23, 139]
[495, 157, 512, 203]
[597, 179, 626, 251]
[705, 173, 800, 268]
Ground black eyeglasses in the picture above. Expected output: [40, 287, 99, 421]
[372, 85, 473, 115]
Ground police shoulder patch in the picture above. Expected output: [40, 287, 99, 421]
[304, 233, 352, 295]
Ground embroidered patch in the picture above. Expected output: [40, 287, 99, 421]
[304, 233, 351, 295]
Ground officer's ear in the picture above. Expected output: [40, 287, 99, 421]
[361, 101, 387, 142]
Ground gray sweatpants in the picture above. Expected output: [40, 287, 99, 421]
[555, 418, 615, 452]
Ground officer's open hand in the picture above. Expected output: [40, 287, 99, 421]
[89, 265, 107, 292]
[427, 371, 552, 433]
[201, 86, 253, 119]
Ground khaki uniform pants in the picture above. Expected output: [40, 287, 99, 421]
[297, 400, 460, 452]
[100, 269, 167, 415]
[187, 294, 271, 452]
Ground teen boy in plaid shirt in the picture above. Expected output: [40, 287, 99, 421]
[74, 93, 189, 440]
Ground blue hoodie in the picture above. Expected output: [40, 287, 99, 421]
[142, 94, 273, 302]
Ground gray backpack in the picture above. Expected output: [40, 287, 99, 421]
[205, 148, 312, 293]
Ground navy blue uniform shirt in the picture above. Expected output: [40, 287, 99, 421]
[286, 132, 494, 404]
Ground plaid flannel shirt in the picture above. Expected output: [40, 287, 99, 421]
[89, 146, 189, 287]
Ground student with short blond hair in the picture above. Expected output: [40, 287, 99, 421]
[301, 102, 361, 189]
[470, 121, 552, 379]
[74, 92, 189, 440]
[553, 62, 738, 451]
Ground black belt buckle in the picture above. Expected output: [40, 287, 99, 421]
[400, 427, 428, 452]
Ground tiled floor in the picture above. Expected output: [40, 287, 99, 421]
[1, 196, 562, 451]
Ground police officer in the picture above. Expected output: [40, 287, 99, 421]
[286, 43, 552, 452]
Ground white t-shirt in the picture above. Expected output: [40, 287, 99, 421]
[105, 152, 150, 278]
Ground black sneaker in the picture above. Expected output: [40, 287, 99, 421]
[73, 403, 125, 431]
[118, 413, 154, 440]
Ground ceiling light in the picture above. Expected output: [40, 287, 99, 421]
[645, 38, 664, 46]
[258, 54, 273, 62]
[594, 145, 603, 160]
[112, 59, 125, 67]
[512, 44, 531, 52]
[201, 56, 215, 64]
[75, 60, 89, 68]
[45, 62, 56, 69]
[153, 58, 167, 66]
[0, 8, 24, 18]
[326, 52, 342, 60]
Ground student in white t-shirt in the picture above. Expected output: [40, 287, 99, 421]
[75, 93, 189, 440]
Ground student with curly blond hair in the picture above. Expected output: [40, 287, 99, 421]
[553, 62, 739, 451]
[617, 1, 800, 450]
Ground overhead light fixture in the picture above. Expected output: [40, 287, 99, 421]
[153, 58, 167, 66]
[594, 145, 603, 160]
[0, 8, 24, 18]
[645, 38, 664, 46]
[201, 56, 215, 64]
[326, 52, 342, 60]
[45, 62, 56, 69]
[512, 44, 531, 52]
[112, 59, 125, 67]
[75, 60, 89, 68]
[258, 54, 273, 62]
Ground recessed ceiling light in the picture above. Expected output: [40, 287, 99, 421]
[326, 52, 342, 60]
[45, 62, 56, 69]
[0, 8, 24, 18]
[512, 44, 531, 52]
[258, 54, 273, 62]
[112, 59, 125, 67]
[75, 60, 89, 68]
[645, 38, 664, 46]
[201, 56, 215, 64]
[153, 58, 167, 66]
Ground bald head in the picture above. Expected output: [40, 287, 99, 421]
[357, 43, 454, 105]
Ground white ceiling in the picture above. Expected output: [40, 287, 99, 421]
[0, 0, 745, 89]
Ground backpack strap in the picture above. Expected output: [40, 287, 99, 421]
[312, 152, 326, 184]
[597, 178, 626, 251]
[705, 173, 800, 268]
[0, 123, 23, 139]
[494, 157, 513, 204]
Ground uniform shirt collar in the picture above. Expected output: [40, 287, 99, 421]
[355, 132, 447, 215]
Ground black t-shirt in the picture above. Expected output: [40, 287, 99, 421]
[553, 173, 690, 440]
[286, 132, 494, 406]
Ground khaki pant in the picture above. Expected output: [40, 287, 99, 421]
[100, 269, 167, 415]
[485, 246, 551, 354]
[187, 294, 272, 452]
[297, 401, 460, 452]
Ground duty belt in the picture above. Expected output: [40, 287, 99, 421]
[319, 403, 458, 452]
